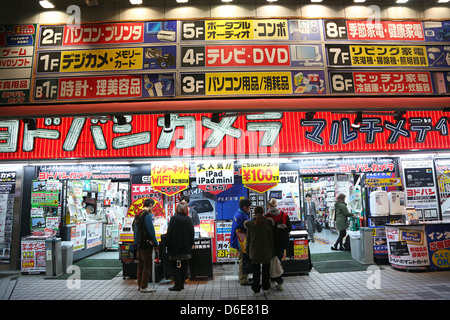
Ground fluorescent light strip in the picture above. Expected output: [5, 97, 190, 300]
[396, 0, 408, 3]
[310, 0, 323, 2]
[129, 0, 143, 4]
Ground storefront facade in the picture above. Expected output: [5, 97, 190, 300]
[0, 0, 449, 272]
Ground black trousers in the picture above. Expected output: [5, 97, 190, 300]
[251, 262, 270, 293]
[334, 230, 347, 249]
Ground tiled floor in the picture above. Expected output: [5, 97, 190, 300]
[1, 229, 449, 302]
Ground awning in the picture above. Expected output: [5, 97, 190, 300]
[1, 96, 450, 119]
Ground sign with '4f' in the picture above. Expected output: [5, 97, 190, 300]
[241, 160, 279, 193]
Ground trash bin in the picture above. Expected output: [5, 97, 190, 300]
[61, 241, 74, 273]
[360, 228, 374, 264]
[45, 238, 63, 277]
[350, 228, 374, 264]
[349, 230, 362, 263]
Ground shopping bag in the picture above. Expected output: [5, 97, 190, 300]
[270, 256, 283, 278]
[236, 229, 247, 253]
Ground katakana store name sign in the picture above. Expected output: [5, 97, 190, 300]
[1, 111, 450, 160]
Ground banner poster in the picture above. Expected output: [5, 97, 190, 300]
[0, 24, 37, 104]
[196, 160, 234, 195]
[242, 160, 279, 193]
[128, 175, 164, 219]
[216, 220, 236, 263]
[86, 222, 102, 249]
[426, 224, 450, 271]
[72, 223, 86, 252]
[267, 171, 301, 222]
[21, 239, 46, 273]
[401, 160, 440, 220]
[386, 225, 429, 270]
[151, 161, 189, 196]
[292, 239, 309, 260]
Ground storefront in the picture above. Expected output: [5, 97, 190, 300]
[0, 7, 449, 274]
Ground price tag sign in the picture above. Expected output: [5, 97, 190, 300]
[151, 161, 189, 196]
[242, 161, 279, 193]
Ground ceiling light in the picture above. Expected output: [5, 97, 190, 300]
[221, 0, 233, 2]
[310, 0, 323, 2]
[438, 0, 449, 3]
[176, 0, 188, 3]
[396, 0, 408, 3]
[39, 0, 55, 8]
[129, 0, 142, 4]
[353, 0, 366, 2]
[267, 0, 278, 2]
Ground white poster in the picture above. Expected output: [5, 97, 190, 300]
[267, 171, 301, 221]
[196, 160, 234, 195]
[401, 160, 439, 219]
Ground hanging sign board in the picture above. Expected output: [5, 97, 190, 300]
[150, 161, 189, 196]
[242, 160, 279, 193]
[196, 160, 234, 195]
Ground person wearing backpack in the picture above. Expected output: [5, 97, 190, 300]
[133, 198, 159, 293]
[265, 198, 291, 291]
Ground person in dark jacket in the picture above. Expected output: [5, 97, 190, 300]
[133, 198, 159, 293]
[166, 202, 195, 291]
[265, 198, 291, 291]
[332, 194, 357, 251]
[245, 206, 274, 296]
[230, 198, 253, 286]
[180, 195, 200, 227]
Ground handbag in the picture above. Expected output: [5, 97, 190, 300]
[315, 220, 323, 233]
[270, 256, 283, 278]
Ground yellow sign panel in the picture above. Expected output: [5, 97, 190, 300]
[206, 19, 288, 40]
[366, 178, 402, 187]
[241, 161, 279, 185]
[350, 45, 428, 67]
[206, 72, 292, 95]
[151, 161, 189, 196]
[60, 48, 143, 72]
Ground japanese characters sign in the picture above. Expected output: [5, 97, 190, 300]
[326, 44, 429, 67]
[0, 24, 36, 104]
[34, 73, 174, 101]
[21, 239, 46, 273]
[2, 111, 450, 161]
[196, 160, 234, 195]
[242, 160, 279, 193]
[181, 70, 325, 96]
[329, 71, 434, 95]
[426, 224, 450, 270]
[402, 160, 440, 220]
[386, 225, 430, 271]
[181, 19, 289, 41]
[323, 19, 425, 41]
[151, 161, 189, 196]
[38, 21, 177, 47]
